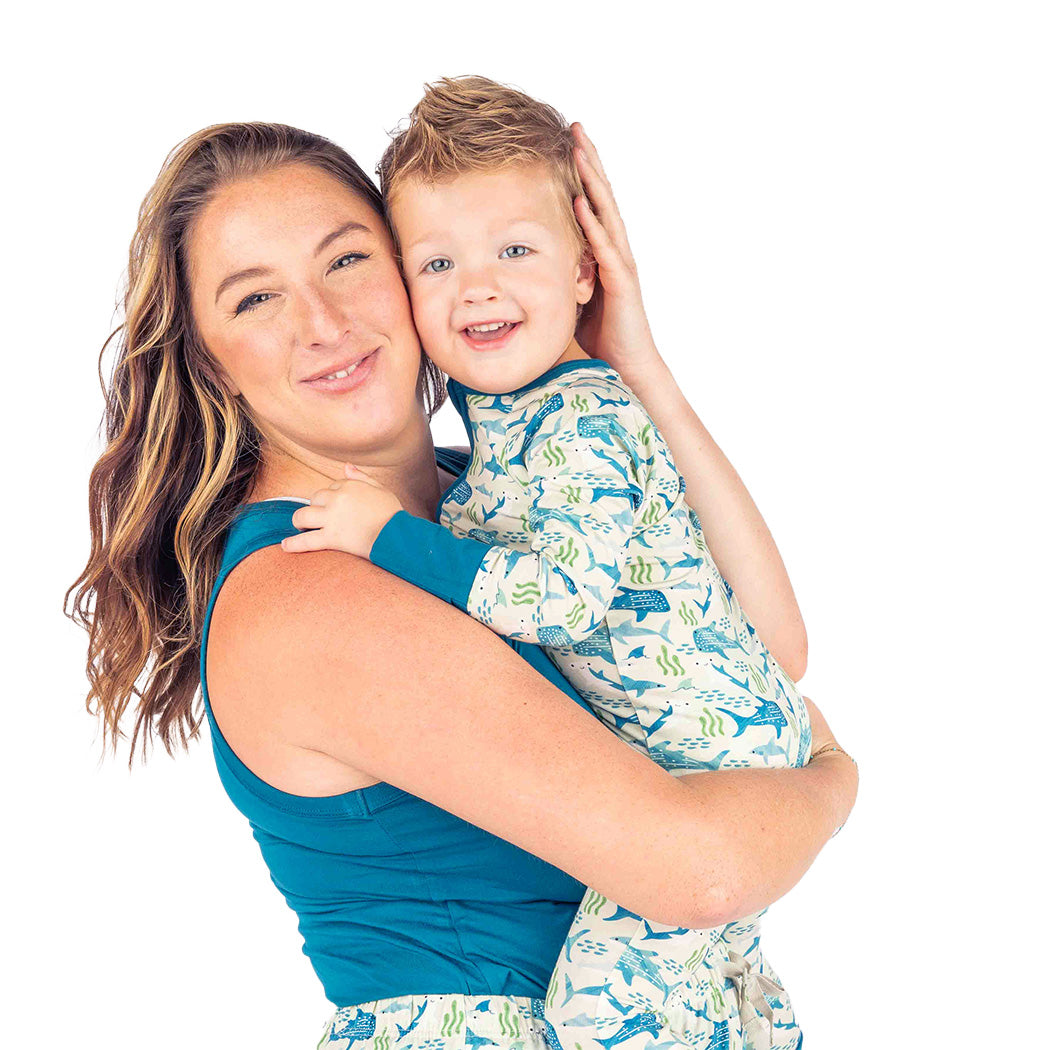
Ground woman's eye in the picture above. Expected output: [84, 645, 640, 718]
[501, 245, 530, 259]
[235, 292, 274, 315]
[423, 257, 453, 274]
[330, 251, 369, 272]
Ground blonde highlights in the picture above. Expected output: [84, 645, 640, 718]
[67, 122, 444, 763]
[378, 76, 588, 257]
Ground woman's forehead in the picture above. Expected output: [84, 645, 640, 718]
[190, 163, 382, 275]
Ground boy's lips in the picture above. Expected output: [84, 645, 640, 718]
[459, 321, 521, 351]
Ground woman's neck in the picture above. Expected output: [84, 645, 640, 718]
[250, 414, 447, 522]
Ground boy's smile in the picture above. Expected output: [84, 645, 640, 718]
[390, 164, 594, 393]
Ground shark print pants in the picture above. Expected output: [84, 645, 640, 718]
[319, 995, 558, 1050]
[543, 896, 801, 1050]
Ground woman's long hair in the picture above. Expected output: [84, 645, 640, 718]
[66, 122, 446, 764]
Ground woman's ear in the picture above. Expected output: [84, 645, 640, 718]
[575, 245, 597, 306]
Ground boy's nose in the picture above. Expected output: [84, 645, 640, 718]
[460, 268, 501, 305]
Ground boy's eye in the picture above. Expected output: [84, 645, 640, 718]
[423, 257, 453, 274]
[501, 245, 530, 259]
[235, 292, 274, 315]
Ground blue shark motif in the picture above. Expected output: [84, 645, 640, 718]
[394, 1003, 426, 1042]
[646, 702, 676, 737]
[692, 625, 739, 658]
[609, 588, 670, 620]
[539, 625, 575, 648]
[509, 393, 565, 464]
[463, 1027, 499, 1050]
[560, 971, 618, 1011]
[615, 943, 682, 999]
[718, 698, 789, 737]
[446, 477, 473, 505]
[625, 645, 645, 659]
[481, 494, 507, 522]
[481, 453, 507, 477]
[648, 742, 732, 771]
[638, 919, 693, 940]
[529, 505, 573, 530]
[468, 528, 497, 543]
[709, 1020, 731, 1050]
[594, 1010, 666, 1050]
[572, 627, 615, 658]
[590, 485, 643, 507]
[588, 446, 634, 483]
[330, 1008, 377, 1045]
[593, 392, 632, 409]
[577, 413, 629, 445]
[750, 738, 791, 763]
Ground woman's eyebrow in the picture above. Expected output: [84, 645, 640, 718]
[214, 221, 373, 304]
[314, 220, 371, 256]
[214, 266, 272, 305]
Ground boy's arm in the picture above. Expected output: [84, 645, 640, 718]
[370, 403, 648, 645]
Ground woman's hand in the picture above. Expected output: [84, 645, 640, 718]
[571, 123, 660, 382]
[282, 464, 403, 557]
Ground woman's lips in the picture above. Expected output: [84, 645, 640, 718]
[302, 348, 380, 393]
[460, 322, 521, 351]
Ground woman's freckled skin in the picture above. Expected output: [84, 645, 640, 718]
[187, 163, 429, 477]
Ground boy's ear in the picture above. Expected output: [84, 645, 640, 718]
[575, 245, 597, 306]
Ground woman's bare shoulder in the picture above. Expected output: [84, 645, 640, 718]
[206, 542, 715, 926]
[206, 545, 400, 795]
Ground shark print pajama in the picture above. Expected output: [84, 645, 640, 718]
[320, 995, 557, 1050]
[369, 361, 812, 1050]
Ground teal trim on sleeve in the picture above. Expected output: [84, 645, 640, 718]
[369, 510, 492, 612]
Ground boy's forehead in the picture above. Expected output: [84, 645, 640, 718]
[393, 164, 564, 233]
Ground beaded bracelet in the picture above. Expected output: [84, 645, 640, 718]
[810, 742, 857, 766]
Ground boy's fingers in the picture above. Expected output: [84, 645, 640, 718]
[280, 529, 330, 554]
[344, 463, 380, 488]
[307, 488, 330, 507]
[291, 505, 329, 531]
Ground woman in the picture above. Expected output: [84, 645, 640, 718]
[68, 121, 856, 1048]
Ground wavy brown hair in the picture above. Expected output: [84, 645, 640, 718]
[67, 122, 446, 764]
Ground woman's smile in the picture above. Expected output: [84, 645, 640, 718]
[300, 346, 382, 394]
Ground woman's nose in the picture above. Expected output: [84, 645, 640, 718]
[295, 288, 351, 349]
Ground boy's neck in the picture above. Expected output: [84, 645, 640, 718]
[553, 338, 590, 368]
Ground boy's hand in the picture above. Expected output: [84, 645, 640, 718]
[571, 122, 660, 383]
[282, 464, 403, 558]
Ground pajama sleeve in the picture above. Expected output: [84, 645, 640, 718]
[369, 399, 653, 647]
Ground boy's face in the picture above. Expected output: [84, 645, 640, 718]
[390, 164, 594, 394]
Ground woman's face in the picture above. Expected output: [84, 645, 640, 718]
[188, 163, 424, 467]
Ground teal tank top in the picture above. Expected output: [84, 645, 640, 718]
[199, 449, 595, 1007]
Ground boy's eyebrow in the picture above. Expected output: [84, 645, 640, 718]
[401, 218, 552, 256]
[214, 221, 372, 304]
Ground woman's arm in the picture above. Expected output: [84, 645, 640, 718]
[209, 546, 855, 929]
[572, 125, 808, 680]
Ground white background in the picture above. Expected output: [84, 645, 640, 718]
[4, 2, 1046, 1047]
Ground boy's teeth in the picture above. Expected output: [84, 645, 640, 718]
[467, 322, 509, 333]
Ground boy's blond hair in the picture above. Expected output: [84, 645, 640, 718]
[378, 75, 588, 259]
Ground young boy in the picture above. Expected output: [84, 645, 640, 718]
[287, 77, 811, 1050]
